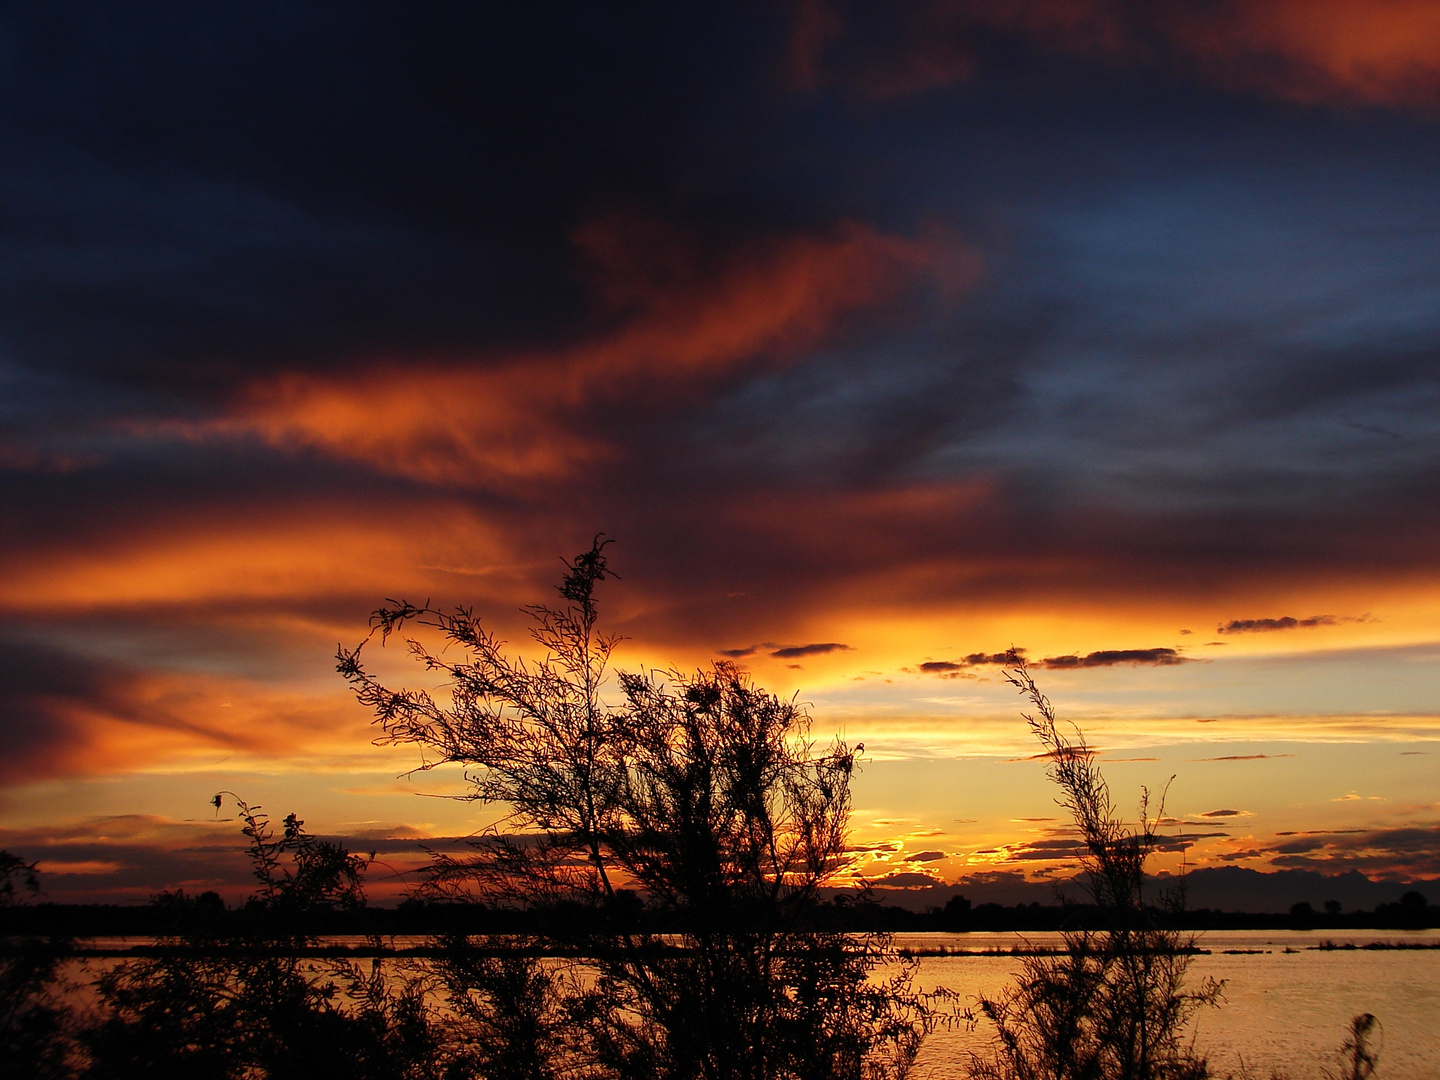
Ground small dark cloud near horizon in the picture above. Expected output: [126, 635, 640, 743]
[904, 850, 945, 862]
[1199, 809, 1245, 817]
[919, 647, 1194, 674]
[915, 648, 1033, 677]
[966, 651, 1021, 666]
[719, 641, 851, 660]
[771, 642, 851, 659]
[718, 645, 762, 658]
[1217, 614, 1370, 634]
[1006, 748, 1100, 764]
[1195, 754, 1295, 762]
[1040, 648, 1191, 669]
[918, 660, 963, 673]
[855, 871, 940, 889]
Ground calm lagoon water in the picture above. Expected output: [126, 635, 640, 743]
[63, 928, 1440, 1077]
[902, 930, 1440, 1079]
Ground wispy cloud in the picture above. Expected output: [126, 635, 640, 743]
[797, 1, 1440, 111]
[1194, 754, 1295, 762]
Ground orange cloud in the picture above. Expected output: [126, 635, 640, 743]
[0, 503, 512, 613]
[0, 633, 388, 784]
[1171, 0, 1440, 108]
[794, 1, 1440, 109]
[202, 219, 958, 488]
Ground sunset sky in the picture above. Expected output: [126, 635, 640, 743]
[3, 2, 1440, 907]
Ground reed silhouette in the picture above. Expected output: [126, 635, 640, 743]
[968, 661, 1389, 1080]
[967, 659, 1223, 1080]
[338, 537, 932, 1080]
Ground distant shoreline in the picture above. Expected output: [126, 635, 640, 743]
[8, 934, 1439, 960]
[7, 895, 1436, 940]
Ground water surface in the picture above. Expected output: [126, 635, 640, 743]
[903, 930, 1440, 1079]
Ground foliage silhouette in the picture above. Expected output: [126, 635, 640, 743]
[1321, 1012, 1380, 1080]
[338, 537, 932, 1079]
[81, 798, 442, 1080]
[0, 850, 74, 1079]
[968, 659, 1221, 1080]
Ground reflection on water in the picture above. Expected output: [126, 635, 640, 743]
[901, 930, 1440, 1080]
[52, 928, 1440, 1077]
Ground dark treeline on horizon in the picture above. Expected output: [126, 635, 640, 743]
[6, 888, 1439, 945]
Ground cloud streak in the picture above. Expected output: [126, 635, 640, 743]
[916, 647, 1192, 675]
[1218, 615, 1369, 634]
[1039, 648, 1192, 669]
[186, 219, 956, 491]
[1264, 821, 1440, 878]
[797, 1, 1440, 110]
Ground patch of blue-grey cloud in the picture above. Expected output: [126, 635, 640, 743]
[0, 147, 523, 396]
[901, 165, 1440, 509]
[667, 129, 1440, 515]
[689, 327, 1021, 483]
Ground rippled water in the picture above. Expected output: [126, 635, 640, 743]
[900, 930, 1440, 1079]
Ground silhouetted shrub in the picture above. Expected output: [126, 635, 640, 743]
[339, 538, 933, 1079]
[0, 851, 74, 1080]
[80, 800, 443, 1080]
